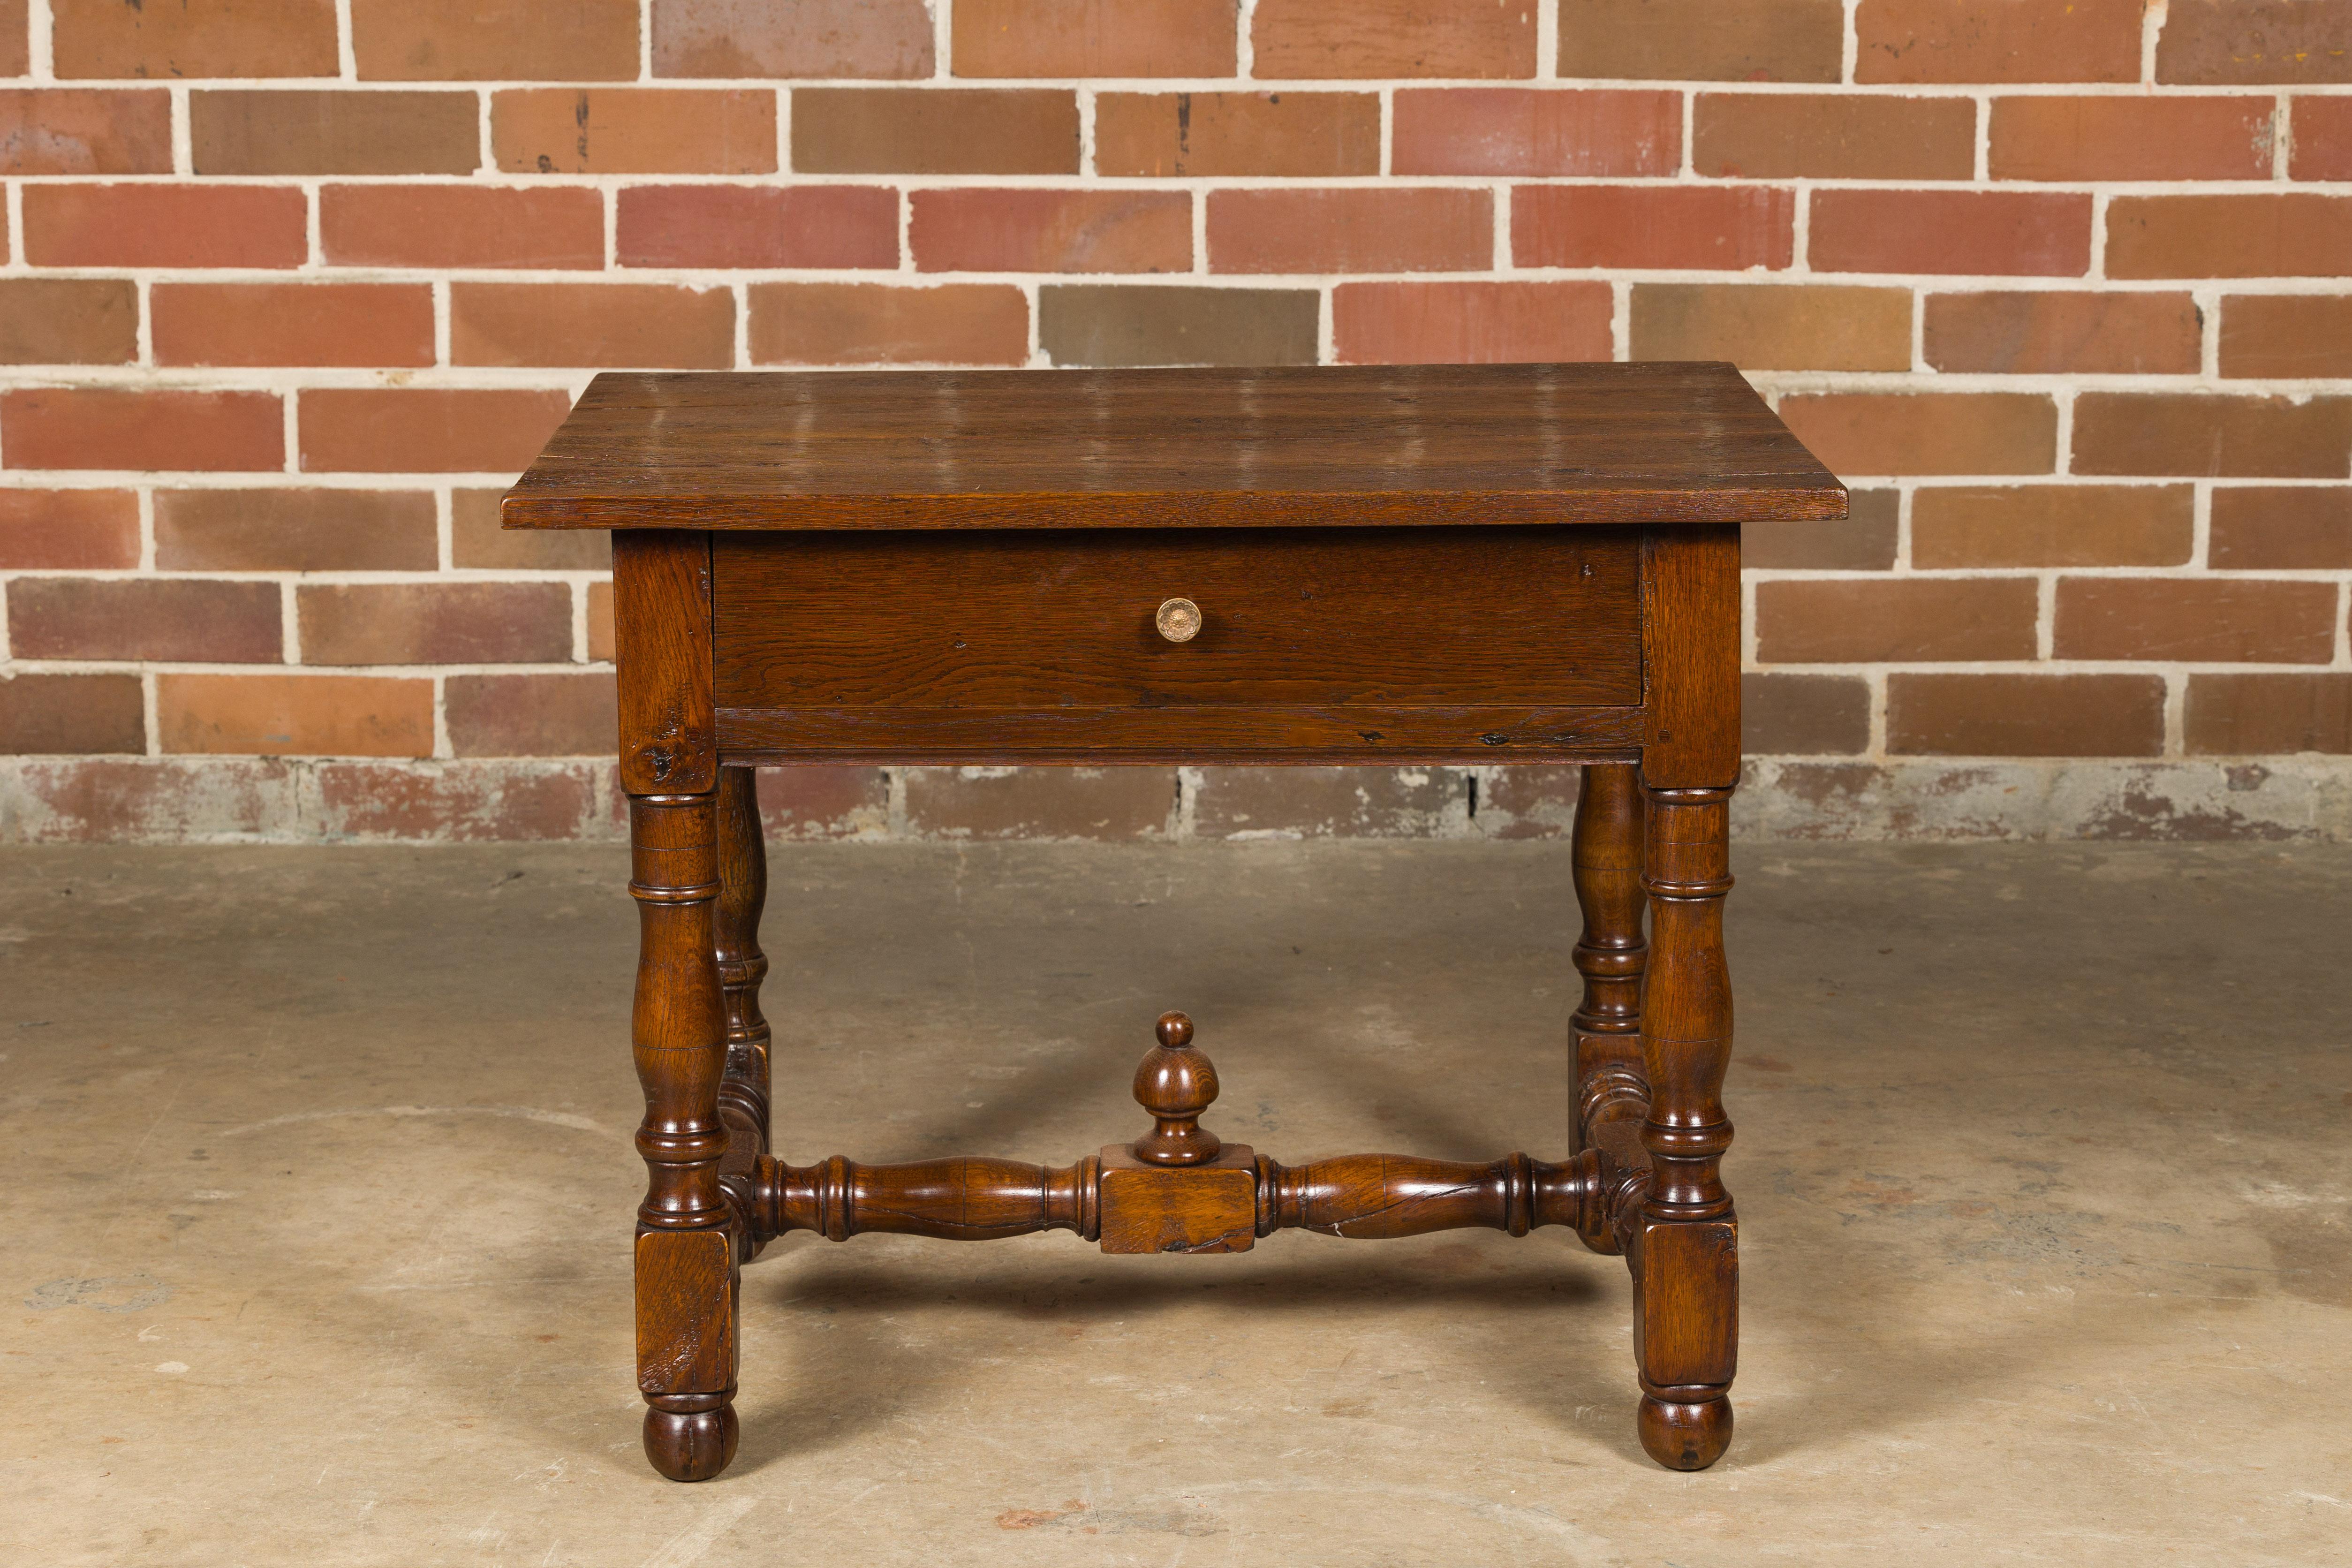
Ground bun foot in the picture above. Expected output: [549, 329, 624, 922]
[644, 1395, 739, 1481]
[1638, 1394, 1732, 1471]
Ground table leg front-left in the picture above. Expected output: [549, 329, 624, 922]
[628, 788, 741, 1481]
[614, 532, 739, 1481]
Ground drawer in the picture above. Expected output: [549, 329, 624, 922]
[710, 527, 1645, 763]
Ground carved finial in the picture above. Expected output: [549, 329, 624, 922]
[1131, 1011, 1220, 1166]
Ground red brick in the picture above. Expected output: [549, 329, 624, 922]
[159, 674, 433, 757]
[793, 88, 1078, 174]
[749, 283, 1030, 366]
[2072, 393, 2352, 477]
[1513, 185, 1794, 271]
[1038, 286, 1319, 367]
[0, 674, 144, 755]
[911, 189, 1192, 274]
[1912, 485, 2195, 568]
[1210, 188, 1490, 274]
[2290, 94, 2352, 178]
[0, 278, 137, 364]
[0, 0, 23, 77]
[2209, 486, 2352, 568]
[1924, 291, 2204, 375]
[903, 767, 1174, 840]
[1811, 190, 2092, 277]
[2157, 0, 2352, 84]
[2057, 577, 2339, 662]
[191, 90, 481, 177]
[320, 185, 605, 270]
[0, 757, 302, 840]
[1558, 0, 1843, 83]
[1888, 674, 2166, 756]
[451, 283, 736, 369]
[754, 766, 890, 841]
[8, 577, 282, 662]
[617, 185, 899, 269]
[1095, 91, 1380, 177]
[0, 88, 172, 174]
[1191, 767, 1462, 839]
[23, 183, 307, 268]
[1333, 280, 1612, 364]
[1254, 0, 1537, 79]
[298, 389, 575, 476]
[492, 88, 777, 175]
[1, 389, 283, 472]
[1694, 92, 1974, 180]
[1742, 674, 1870, 755]
[452, 487, 611, 572]
[587, 582, 614, 661]
[447, 674, 618, 757]
[1756, 578, 2039, 664]
[1857, 0, 2146, 83]
[439, 677, 611, 761]
[1990, 96, 2276, 182]
[0, 489, 138, 569]
[1631, 284, 1912, 372]
[155, 489, 440, 573]
[53, 0, 338, 78]
[313, 760, 614, 841]
[351, 0, 639, 82]
[299, 583, 573, 666]
[2186, 674, 2352, 754]
[953, 0, 1237, 76]
[1744, 488, 1899, 569]
[1393, 88, 1678, 176]
[1777, 393, 2059, 477]
[652, 0, 935, 79]
[2218, 294, 2352, 379]
[2107, 194, 2352, 278]
[151, 283, 436, 369]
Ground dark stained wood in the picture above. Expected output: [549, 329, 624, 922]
[619, 530, 737, 1483]
[713, 770, 771, 1116]
[1106, 1011, 1252, 1251]
[501, 364, 1846, 532]
[628, 789, 738, 1482]
[1129, 1010, 1223, 1167]
[1634, 781, 1739, 1471]
[1569, 761, 1649, 1256]
[1641, 526, 1742, 790]
[571, 363, 1830, 1482]
[1098, 1144, 1262, 1255]
[712, 766, 771, 1269]
[713, 527, 1641, 708]
[613, 531, 715, 796]
[715, 701, 1646, 766]
[757, 1154, 1104, 1242]
[1255, 1152, 1596, 1239]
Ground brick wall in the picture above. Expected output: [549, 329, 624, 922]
[2, 0, 2350, 844]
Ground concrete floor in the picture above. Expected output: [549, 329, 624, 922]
[3, 841, 2348, 1566]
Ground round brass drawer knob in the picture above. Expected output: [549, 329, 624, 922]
[1155, 597, 1202, 643]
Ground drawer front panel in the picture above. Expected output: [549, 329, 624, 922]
[717, 526, 1638, 700]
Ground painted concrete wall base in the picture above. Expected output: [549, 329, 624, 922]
[5, 758, 2349, 845]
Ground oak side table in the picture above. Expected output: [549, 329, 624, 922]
[502, 364, 1846, 1482]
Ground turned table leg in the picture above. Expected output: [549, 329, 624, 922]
[715, 766, 772, 1155]
[614, 530, 738, 1483]
[1633, 781, 1738, 1470]
[630, 789, 740, 1481]
[1569, 763, 1649, 1256]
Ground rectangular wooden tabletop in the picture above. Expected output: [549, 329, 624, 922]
[501, 363, 1844, 532]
